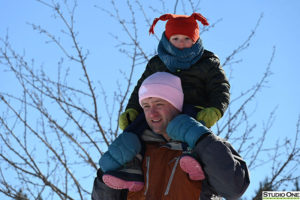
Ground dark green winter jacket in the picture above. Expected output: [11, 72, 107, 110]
[126, 50, 230, 116]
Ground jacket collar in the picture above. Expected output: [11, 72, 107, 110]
[142, 129, 189, 151]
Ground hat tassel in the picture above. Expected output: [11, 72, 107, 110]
[192, 13, 209, 26]
[149, 14, 174, 35]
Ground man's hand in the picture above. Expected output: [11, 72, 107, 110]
[119, 108, 139, 130]
[166, 114, 211, 148]
[196, 107, 221, 128]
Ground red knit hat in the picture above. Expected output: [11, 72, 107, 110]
[149, 13, 209, 42]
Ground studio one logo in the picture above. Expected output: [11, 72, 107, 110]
[262, 191, 300, 200]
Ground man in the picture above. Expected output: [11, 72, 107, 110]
[92, 72, 249, 200]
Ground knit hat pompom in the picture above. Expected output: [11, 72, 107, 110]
[149, 13, 209, 42]
[138, 72, 184, 111]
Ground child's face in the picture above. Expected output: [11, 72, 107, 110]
[169, 34, 195, 49]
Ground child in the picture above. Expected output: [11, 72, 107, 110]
[100, 13, 230, 191]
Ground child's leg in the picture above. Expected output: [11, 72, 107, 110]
[102, 154, 144, 191]
[101, 113, 148, 191]
[180, 104, 206, 180]
[179, 153, 205, 181]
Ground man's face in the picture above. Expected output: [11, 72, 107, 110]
[169, 34, 195, 49]
[141, 97, 180, 139]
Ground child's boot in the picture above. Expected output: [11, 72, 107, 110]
[179, 153, 205, 180]
[102, 154, 144, 192]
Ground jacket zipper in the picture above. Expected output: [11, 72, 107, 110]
[164, 157, 180, 196]
[144, 156, 150, 196]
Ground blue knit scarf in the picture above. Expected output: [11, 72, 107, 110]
[157, 32, 204, 72]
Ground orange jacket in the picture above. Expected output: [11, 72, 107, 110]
[127, 142, 202, 200]
[91, 131, 250, 200]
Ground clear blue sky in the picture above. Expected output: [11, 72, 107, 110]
[1, 0, 300, 199]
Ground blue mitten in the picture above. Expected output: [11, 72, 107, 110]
[166, 114, 211, 148]
[99, 132, 141, 172]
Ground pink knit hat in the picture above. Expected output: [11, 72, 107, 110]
[138, 72, 184, 111]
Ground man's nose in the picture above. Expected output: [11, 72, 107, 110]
[149, 107, 158, 116]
